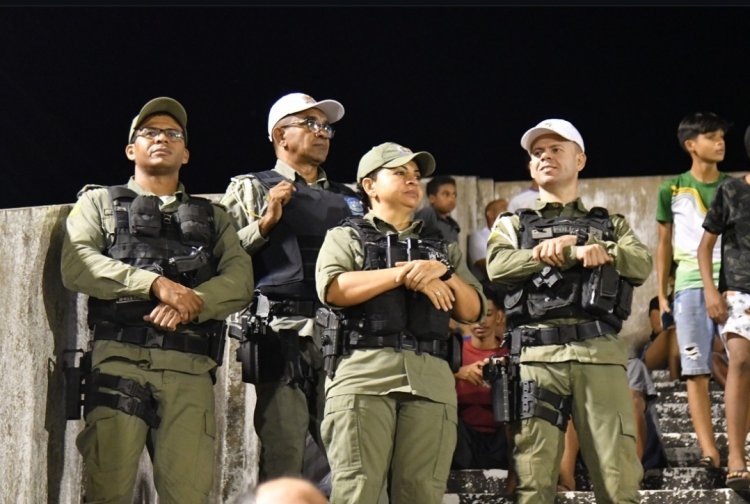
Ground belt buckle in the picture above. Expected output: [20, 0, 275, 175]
[143, 330, 165, 349]
[400, 333, 417, 351]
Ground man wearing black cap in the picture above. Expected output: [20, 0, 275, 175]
[221, 92, 364, 481]
[61, 97, 254, 503]
[487, 119, 652, 503]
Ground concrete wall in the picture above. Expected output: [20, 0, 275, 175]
[0, 173, 679, 502]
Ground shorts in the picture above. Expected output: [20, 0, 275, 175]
[673, 288, 717, 376]
[720, 291, 750, 341]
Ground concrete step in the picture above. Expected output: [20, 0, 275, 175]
[655, 401, 725, 420]
[656, 389, 724, 404]
[661, 432, 750, 450]
[442, 489, 750, 503]
[642, 467, 727, 491]
[651, 370, 725, 389]
[447, 467, 728, 494]
[659, 411, 727, 433]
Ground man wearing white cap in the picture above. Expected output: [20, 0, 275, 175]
[61, 97, 254, 502]
[221, 92, 364, 482]
[486, 119, 652, 502]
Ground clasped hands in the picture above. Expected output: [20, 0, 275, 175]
[532, 234, 612, 268]
[145, 276, 204, 331]
[395, 259, 454, 311]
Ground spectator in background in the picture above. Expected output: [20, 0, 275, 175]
[641, 264, 681, 380]
[452, 282, 511, 472]
[698, 124, 750, 491]
[467, 198, 508, 282]
[655, 111, 731, 471]
[641, 264, 727, 387]
[507, 177, 539, 213]
[415, 175, 461, 243]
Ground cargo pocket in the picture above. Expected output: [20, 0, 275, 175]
[189, 409, 216, 496]
[77, 407, 144, 473]
[432, 404, 458, 481]
[618, 409, 637, 440]
[322, 395, 362, 472]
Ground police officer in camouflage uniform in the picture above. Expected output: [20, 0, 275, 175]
[61, 97, 254, 503]
[220, 92, 364, 481]
[315, 142, 485, 504]
[487, 119, 652, 503]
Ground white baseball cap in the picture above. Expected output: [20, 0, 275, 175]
[267, 92, 344, 141]
[520, 118, 585, 153]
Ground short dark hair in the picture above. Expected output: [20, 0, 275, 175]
[426, 175, 456, 196]
[745, 124, 750, 160]
[481, 281, 506, 309]
[356, 167, 384, 210]
[677, 112, 731, 152]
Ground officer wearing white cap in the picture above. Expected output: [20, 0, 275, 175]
[220, 92, 364, 482]
[487, 119, 653, 503]
[315, 141, 484, 503]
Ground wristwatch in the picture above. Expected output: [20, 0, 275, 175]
[439, 262, 454, 281]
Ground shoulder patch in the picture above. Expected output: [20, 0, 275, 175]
[344, 195, 365, 216]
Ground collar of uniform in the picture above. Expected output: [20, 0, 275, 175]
[365, 211, 424, 237]
[273, 159, 329, 188]
[535, 197, 587, 212]
[126, 176, 187, 201]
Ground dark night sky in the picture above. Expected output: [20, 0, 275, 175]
[2, 4, 750, 209]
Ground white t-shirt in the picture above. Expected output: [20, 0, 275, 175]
[508, 188, 539, 212]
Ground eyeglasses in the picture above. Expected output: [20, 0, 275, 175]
[280, 118, 335, 139]
[135, 127, 185, 142]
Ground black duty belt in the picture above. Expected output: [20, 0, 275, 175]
[267, 298, 323, 318]
[511, 320, 617, 347]
[347, 333, 449, 359]
[93, 324, 211, 356]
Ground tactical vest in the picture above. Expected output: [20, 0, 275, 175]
[252, 170, 364, 301]
[339, 217, 452, 342]
[504, 207, 634, 331]
[87, 186, 219, 331]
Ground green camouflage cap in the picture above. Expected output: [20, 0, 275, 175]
[356, 142, 436, 183]
[128, 97, 188, 145]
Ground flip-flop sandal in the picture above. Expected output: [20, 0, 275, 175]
[697, 455, 719, 468]
[726, 469, 750, 492]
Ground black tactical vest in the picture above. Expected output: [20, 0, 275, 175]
[252, 170, 364, 301]
[504, 207, 633, 331]
[87, 186, 218, 329]
[340, 217, 452, 342]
